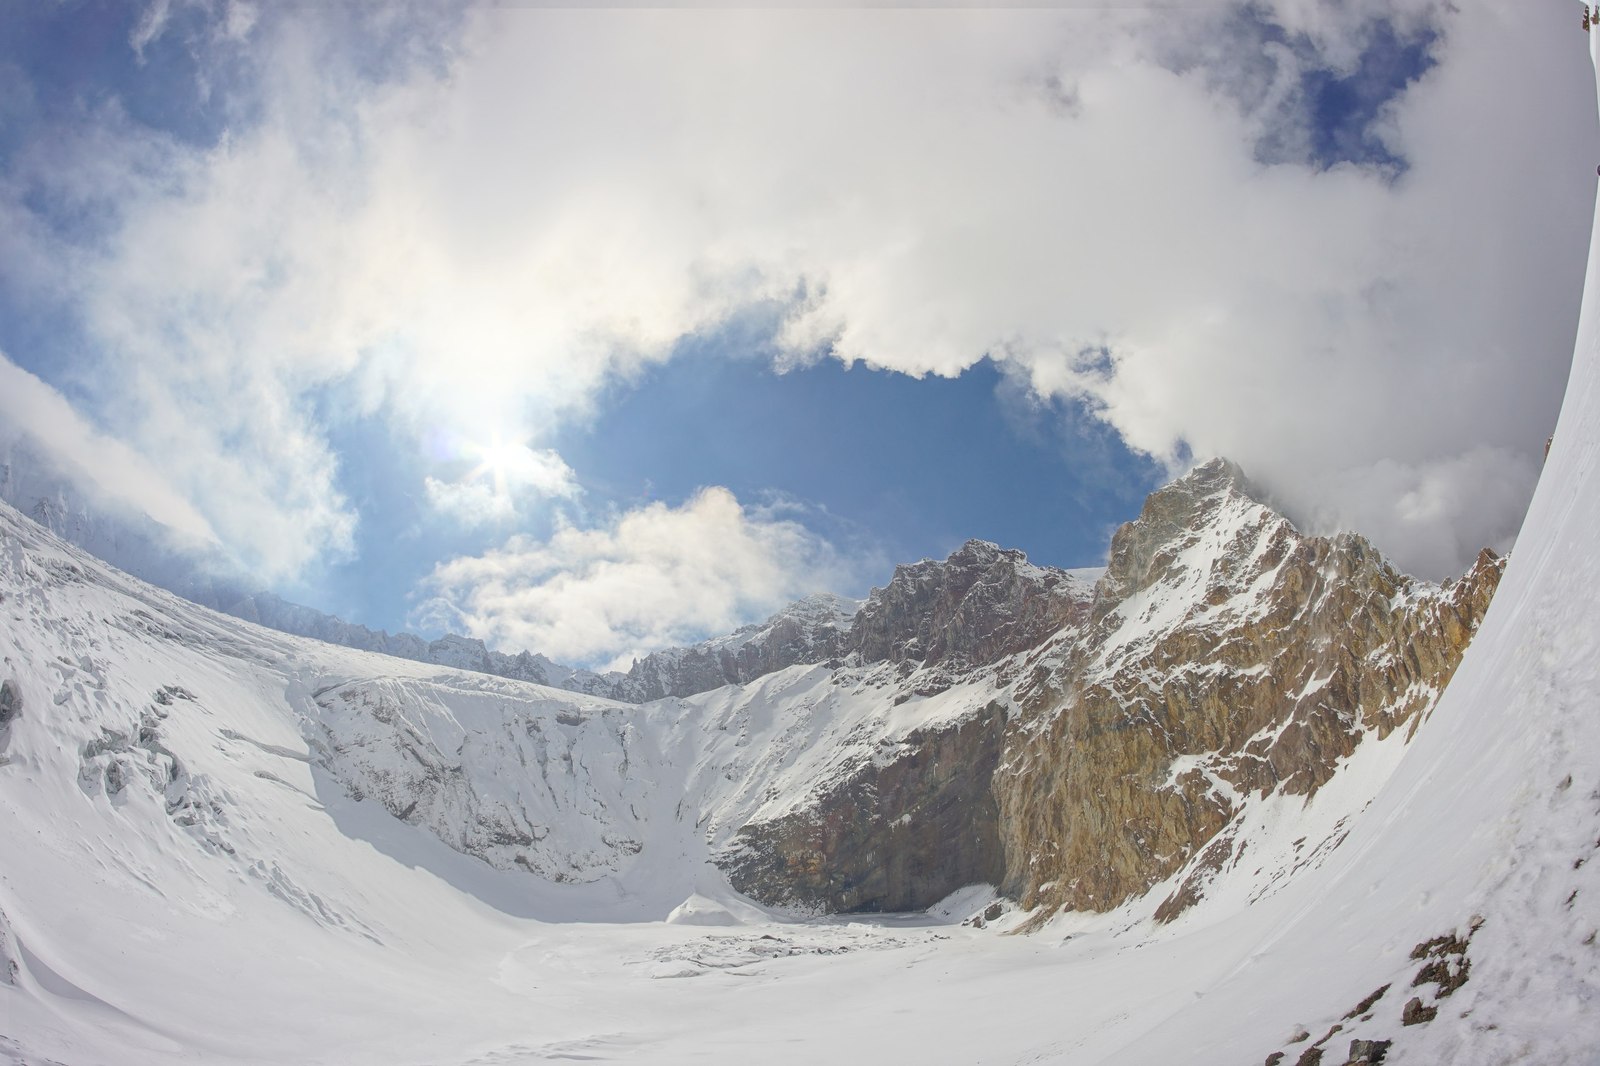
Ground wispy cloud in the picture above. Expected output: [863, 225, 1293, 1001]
[0, 352, 217, 550]
[129, 0, 174, 61]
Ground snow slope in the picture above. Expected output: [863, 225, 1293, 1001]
[4, 34, 1600, 1066]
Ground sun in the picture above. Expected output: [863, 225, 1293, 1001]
[464, 434, 533, 496]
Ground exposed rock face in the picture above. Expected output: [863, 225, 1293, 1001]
[721, 704, 1008, 913]
[0, 905, 16, 985]
[992, 459, 1503, 922]
[541, 543, 1094, 707]
[608, 593, 859, 702]
[602, 544, 1097, 704]
[0, 675, 19, 752]
[848, 540, 1095, 672]
[706, 549, 1099, 913]
[701, 460, 1500, 918]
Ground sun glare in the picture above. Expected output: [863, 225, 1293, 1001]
[465, 435, 532, 495]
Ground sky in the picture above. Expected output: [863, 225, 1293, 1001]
[0, 1, 1594, 671]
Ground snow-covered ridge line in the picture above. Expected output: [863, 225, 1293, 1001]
[4, 446, 1120, 706]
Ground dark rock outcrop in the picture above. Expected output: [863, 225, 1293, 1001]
[0, 679, 19, 728]
[1401, 997, 1437, 1026]
[0, 905, 16, 985]
[1344, 1040, 1391, 1065]
[609, 593, 858, 702]
[0, 678, 19, 757]
[721, 704, 1008, 913]
[849, 540, 1094, 671]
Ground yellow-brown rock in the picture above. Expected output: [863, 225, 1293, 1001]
[712, 458, 1499, 921]
[994, 459, 1502, 924]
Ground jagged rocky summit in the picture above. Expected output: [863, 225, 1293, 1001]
[998, 459, 1501, 923]
[717, 459, 1502, 919]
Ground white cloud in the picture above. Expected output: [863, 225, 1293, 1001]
[417, 487, 856, 670]
[221, 1, 258, 42]
[0, 352, 217, 550]
[2, 1, 1590, 587]
[129, 0, 174, 60]
[423, 478, 515, 528]
[423, 442, 579, 527]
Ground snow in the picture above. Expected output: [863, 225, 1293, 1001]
[4, 35, 1600, 1066]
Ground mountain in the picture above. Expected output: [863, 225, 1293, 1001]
[0, 454, 1498, 913]
[998, 459, 1501, 923]
[717, 459, 1501, 916]
[6, 49, 1600, 1059]
[3, 411, 1592, 1063]
[214, 548, 1096, 705]
[0, 458, 841, 704]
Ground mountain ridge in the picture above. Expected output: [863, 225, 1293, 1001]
[0, 442, 1119, 704]
[0, 447, 1539, 1065]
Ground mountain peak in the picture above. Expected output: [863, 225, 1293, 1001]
[1171, 456, 1265, 504]
[850, 537, 1092, 670]
[948, 538, 1011, 563]
[1098, 457, 1281, 605]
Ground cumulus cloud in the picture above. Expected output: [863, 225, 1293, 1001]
[416, 487, 857, 670]
[0, 0, 1591, 592]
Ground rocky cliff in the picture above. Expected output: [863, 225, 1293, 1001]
[721, 702, 1009, 913]
[719, 460, 1501, 920]
[991, 461, 1501, 922]
[603, 593, 860, 702]
[847, 539, 1096, 672]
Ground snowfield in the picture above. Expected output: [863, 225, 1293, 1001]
[6, 34, 1600, 1066]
